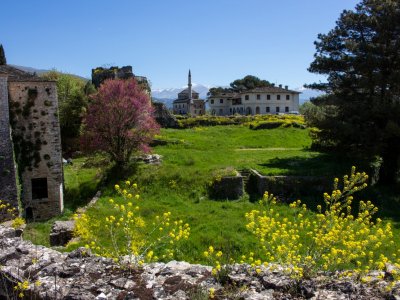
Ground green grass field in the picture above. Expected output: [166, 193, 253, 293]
[24, 124, 400, 267]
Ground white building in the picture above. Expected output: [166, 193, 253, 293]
[208, 85, 300, 116]
[173, 70, 205, 116]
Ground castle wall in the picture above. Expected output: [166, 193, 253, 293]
[0, 75, 19, 220]
[8, 81, 63, 220]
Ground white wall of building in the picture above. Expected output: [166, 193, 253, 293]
[209, 91, 299, 116]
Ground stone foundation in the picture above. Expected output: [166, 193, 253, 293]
[210, 176, 244, 200]
[247, 169, 331, 200]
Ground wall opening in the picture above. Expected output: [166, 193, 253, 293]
[25, 207, 33, 221]
[31, 177, 48, 199]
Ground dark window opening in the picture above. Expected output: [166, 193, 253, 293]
[220, 99, 223, 103]
[32, 178, 48, 199]
[277, 95, 281, 100]
[245, 95, 249, 100]
[276, 106, 280, 113]
[210, 99, 214, 104]
[266, 107, 270, 113]
[286, 95, 290, 100]
[28, 88, 38, 100]
[257, 94, 260, 100]
[285, 106, 289, 112]
[25, 207, 33, 221]
[267, 95, 271, 100]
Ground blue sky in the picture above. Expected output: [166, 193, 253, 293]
[1, 0, 359, 90]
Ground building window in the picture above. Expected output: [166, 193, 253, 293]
[220, 99, 223, 104]
[194, 109, 197, 114]
[256, 106, 260, 114]
[286, 95, 290, 100]
[31, 178, 48, 199]
[210, 99, 214, 104]
[219, 108, 223, 115]
[230, 108, 232, 113]
[277, 95, 281, 100]
[285, 106, 289, 112]
[267, 94, 271, 100]
[245, 95, 249, 100]
[266, 106, 270, 113]
[276, 106, 280, 113]
[257, 94, 260, 100]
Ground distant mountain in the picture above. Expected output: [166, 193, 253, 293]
[152, 84, 324, 108]
[297, 87, 324, 104]
[152, 98, 175, 108]
[152, 83, 210, 102]
[11, 65, 89, 81]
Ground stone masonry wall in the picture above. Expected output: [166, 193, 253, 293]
[247, 169, 331, 200]
[8, 81, 63, 220]
[0, 225, 398, 299]
[0, 75, 18, 220]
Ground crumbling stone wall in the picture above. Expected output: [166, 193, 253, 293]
[0, 225, 398, 299]
[0, 75, 18, 220]
[247, 169, 331, 200]
[8, 81, 63, 220]
[210, 176, 244, 200]
[91, 66, 151, 95]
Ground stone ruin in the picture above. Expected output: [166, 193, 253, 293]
[0, 65, 63, 222]
[1, 224, 399, 299]
[91, 66, 151, 95]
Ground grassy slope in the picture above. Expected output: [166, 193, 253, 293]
[67, 126, 354, 261]
[24, 125, 400, 264]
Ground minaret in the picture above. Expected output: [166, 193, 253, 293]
[188, 69, 193, 104]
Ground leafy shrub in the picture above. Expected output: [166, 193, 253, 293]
[177, 114, 305, 129]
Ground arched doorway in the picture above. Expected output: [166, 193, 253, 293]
[246, 107, 252, 115]
[256, 106, 260, 114]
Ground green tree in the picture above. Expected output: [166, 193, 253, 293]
[207, 87, 233, 97]
[230, 75, 272, 91]
[307, 0, 400, 184]
[41, 71, 90, 151]
[0, 44, 6, 65]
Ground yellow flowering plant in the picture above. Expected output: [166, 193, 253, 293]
[0, 199, 25, 229]
[73, 181, 190, 267]
[203, 245, 234, 284]
[245, 167, 400, 282]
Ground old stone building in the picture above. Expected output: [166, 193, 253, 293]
[91, 65, 151, 94]
[0, 65, 63, 221]
[208, 84, 300, 116]
[173, 70, 205, 116]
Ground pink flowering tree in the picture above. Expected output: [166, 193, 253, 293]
[82, 79, 159, 166]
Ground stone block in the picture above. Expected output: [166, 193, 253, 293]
[210, 176, 244, 200]
[49, 220, 75, 246]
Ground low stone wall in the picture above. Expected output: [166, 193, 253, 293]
[247, 170, 331, 200]
[209, 176, 244, 200]
[0, 225, 399, 299]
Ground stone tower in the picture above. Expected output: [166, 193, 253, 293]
[188, 69, 192, 104]
[0, 75, 19, 221]
[0, 65, 64, 221]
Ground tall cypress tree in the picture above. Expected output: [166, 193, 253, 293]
[0, 44, 6, 65]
